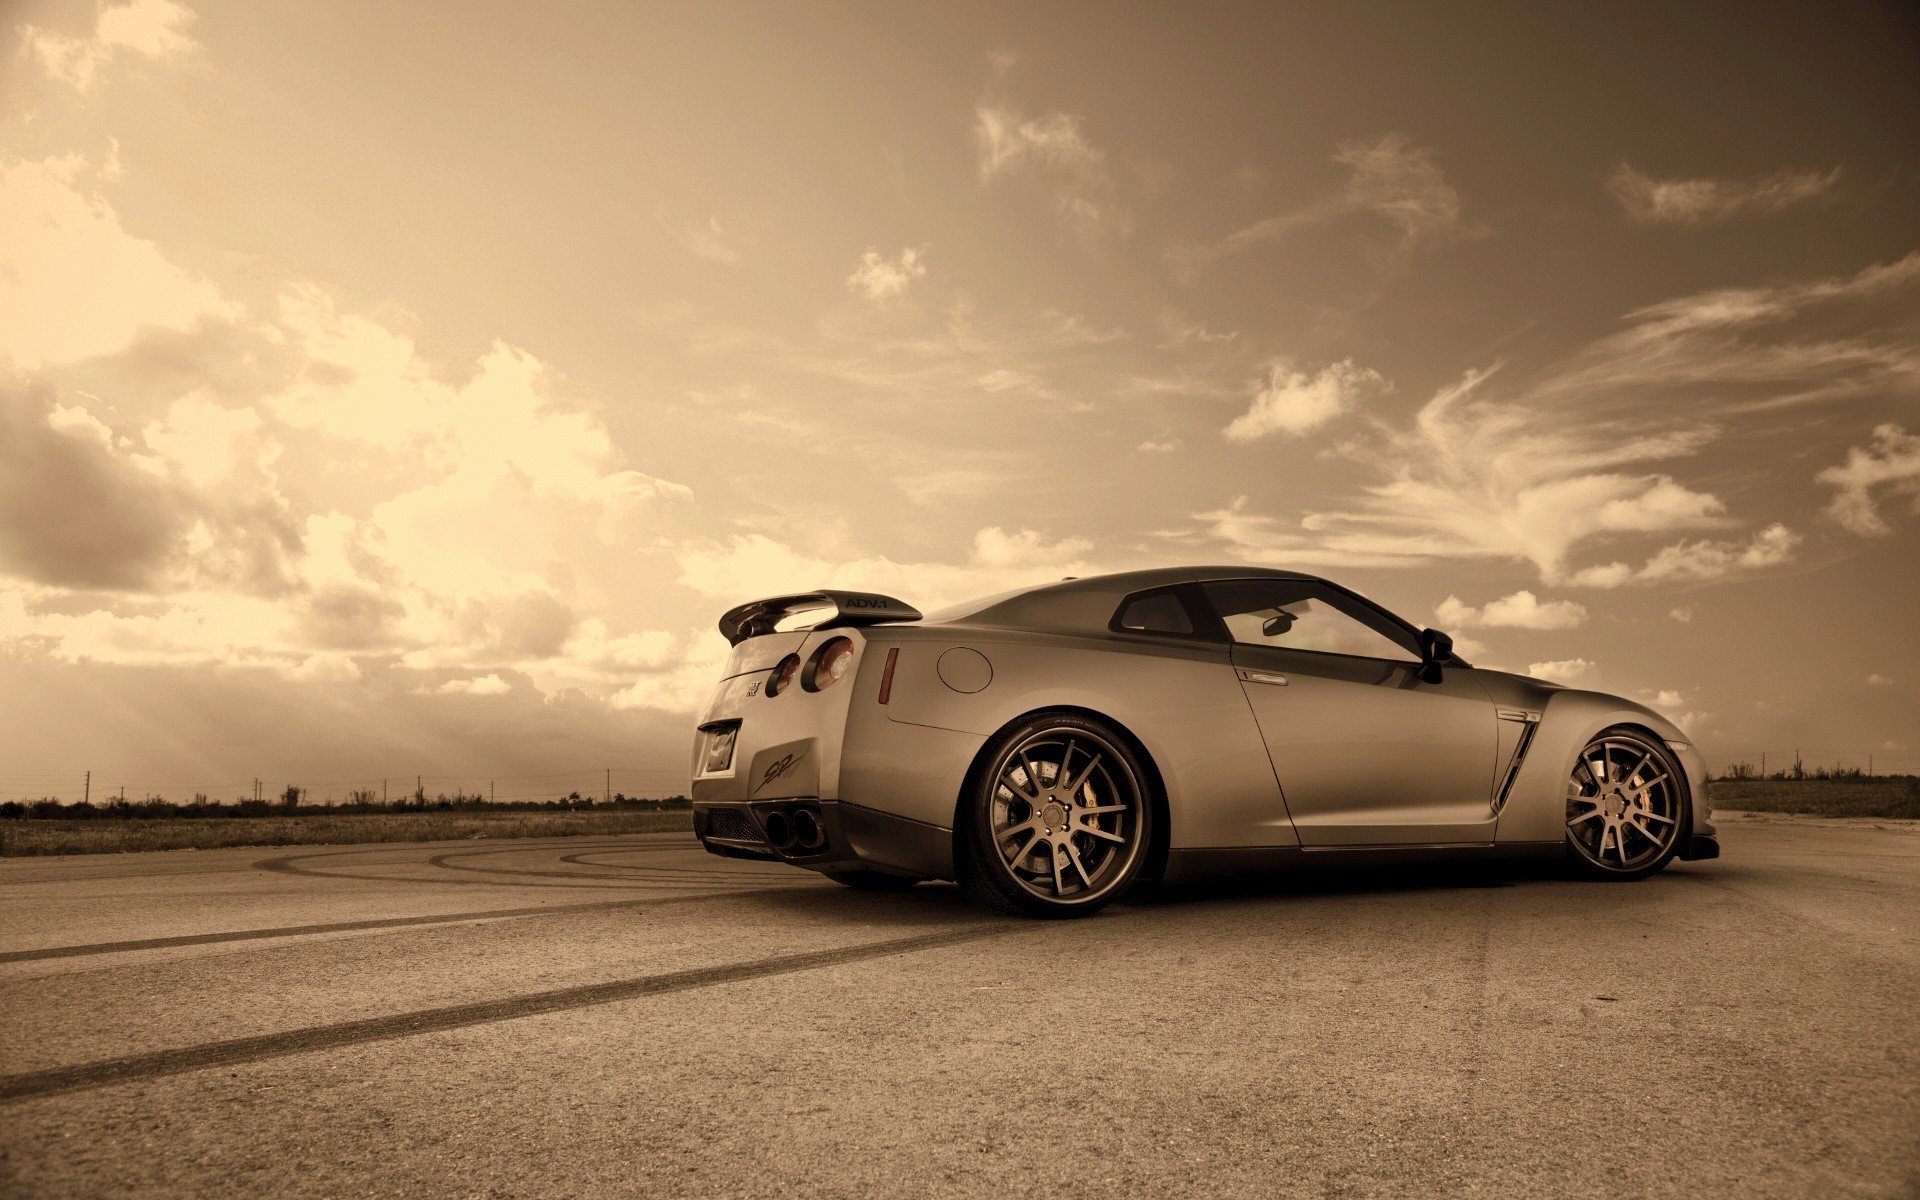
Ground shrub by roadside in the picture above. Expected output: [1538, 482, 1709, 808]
[1708, 776, 1920, 821]
[0, 809, 694, 856]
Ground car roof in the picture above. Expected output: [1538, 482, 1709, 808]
[926, 564, 1327, 635]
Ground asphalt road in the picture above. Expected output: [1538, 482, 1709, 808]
[1, 812, 1915, 1199]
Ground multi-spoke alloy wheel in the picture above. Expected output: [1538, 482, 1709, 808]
[960, 713, 1152, 917]
[1564, 728, 1687, 879]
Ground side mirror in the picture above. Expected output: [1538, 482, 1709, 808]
[1418, 628, 1453, 683]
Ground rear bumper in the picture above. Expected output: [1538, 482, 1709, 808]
[694, 798, 953, 880]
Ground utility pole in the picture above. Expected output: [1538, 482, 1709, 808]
[383, 778, 388, 804]
[1761, 752, 1766, 777]
[1869, 754, 1874, 776]
[606, 768, 611, 806]
[83, 770, 89, 806]
[491, 780, 495, 805]
[119, 784, 125, 802]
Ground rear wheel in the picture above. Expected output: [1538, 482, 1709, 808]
[1564, 727, 1687, 880]
[821, 868, 920, 891]
[957, 712, 1153, 918]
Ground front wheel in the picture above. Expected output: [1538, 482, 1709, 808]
[957, 713, 1154, 918]
[1564, 727, 1688, 880]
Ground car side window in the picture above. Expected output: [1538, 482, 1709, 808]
[1115, 590, 1195, 636]
[1109, 585, 1230, 641]
[1201, 580, 1419, 662]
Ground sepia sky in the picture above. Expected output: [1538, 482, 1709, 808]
[2, 0, 1917, 798]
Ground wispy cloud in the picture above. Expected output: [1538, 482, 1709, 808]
[654, 207, 751, 264]
[1223, 359, 1388, 442]
[974, 85, 1127, 241]
[845, 247, 927, 302]
[21, 0, 198, 91]
[1817, 424, 1920, 536]
[1181, 254, 1917, 585]
[1608, 163, 1839, 225]
[1176, 134, 1460, 275]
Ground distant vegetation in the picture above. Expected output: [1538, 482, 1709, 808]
[1708, 776, 1920, 821]
[1, 807, 694, 856]
[0, 789, 688, 822]
[0, 789, 696, 855]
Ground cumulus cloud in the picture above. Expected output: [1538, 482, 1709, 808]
[1526, 658, 1598, 686]
[1434, 590, 1587, 630]
[0, 155, 235, 369]
[676, 527, 1095, 612]
[21, 0, 198, 91]
[1817, 424, 1920, 536]
[435, 674, 512, 696]
[845, 247, 927, 302]
[1608, 163, 1839, 225]
[1564, 525, 1800, 587]
[0, 381, 299, 594]
[1633, 523, 1800, 584]
[1866, 674, 1892, 686]
[1223, 359, 1387, 441]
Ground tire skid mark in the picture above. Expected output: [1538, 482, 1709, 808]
[0, 886, 814, 965]
[425, 847, 773, 886]
[255, 842, 720, 891]
[0, 923, 1019, 1104]
[557, 851, 777, 882]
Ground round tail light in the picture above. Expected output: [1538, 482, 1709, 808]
[804, 637, 856, 692]
[766, 654, 800, 697]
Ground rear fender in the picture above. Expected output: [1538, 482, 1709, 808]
[863, 629, 1293, 850]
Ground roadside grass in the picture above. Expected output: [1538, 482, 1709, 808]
[1710, 776, 1920, 820]
[0, 809, 695, 857]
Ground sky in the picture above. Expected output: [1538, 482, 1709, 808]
[2, 0, 1917, 801]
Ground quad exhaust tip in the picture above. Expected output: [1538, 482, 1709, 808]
[762, 809, 795, 851]
[791, 807, 825, 852]
[761, 804, 826, 855]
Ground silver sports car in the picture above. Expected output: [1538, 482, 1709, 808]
[691, 566, 1719, 917]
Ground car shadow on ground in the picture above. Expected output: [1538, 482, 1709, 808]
[707, 855, 1730, 927]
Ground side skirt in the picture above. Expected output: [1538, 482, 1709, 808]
[1162, 840, 1564, 883]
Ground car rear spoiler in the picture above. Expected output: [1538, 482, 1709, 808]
[717, 590, 924, 646]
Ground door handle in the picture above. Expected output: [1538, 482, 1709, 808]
[1236, 668, 1289, 686]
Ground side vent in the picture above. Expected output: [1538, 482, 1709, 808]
[1492, 708, 1541, 815]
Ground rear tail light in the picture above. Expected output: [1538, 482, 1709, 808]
[803, 637, 855, 692]
[766, 653, 800, 698]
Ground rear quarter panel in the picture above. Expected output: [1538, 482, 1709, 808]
[851, 625, 1293, 848]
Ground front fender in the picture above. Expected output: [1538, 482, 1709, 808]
[1493, 689, 1709, 846]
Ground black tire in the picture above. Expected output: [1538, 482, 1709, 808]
[957, 711, 1155, 918]
[821, 868, 921, 891]
[1564, 725, 1690, 881]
